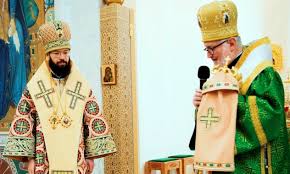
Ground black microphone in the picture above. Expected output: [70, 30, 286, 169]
[198, 66, 210, 89]
[188, 65, 210, 150]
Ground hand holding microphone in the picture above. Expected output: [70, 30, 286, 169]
[193, 66, 210, 108]
[189, 65, 210, 150]
[193, 89, 202, 108]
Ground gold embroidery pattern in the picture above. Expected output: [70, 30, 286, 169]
[199, 107, 220, 128]
[44, 39, 70, 53]
[85, 134, 117, 158]
[240, 61, 273, 95]
[267, 143, 273, 174]
[234, 145, 237, 155]
[271, 44, 283, 71]
[49, 112, 60, 129]
[249, 96, 267, 145]
[197, 1, 238, 42]
[261, 146, 265, 174]
[66, 81, 85, 109]
[60, 113, 72, 128]
[35, 80, 54, 108]
[38, 20, 71, 53]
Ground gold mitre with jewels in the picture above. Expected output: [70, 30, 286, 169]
[197, 0, 239, 42]
[38, 20, 71, 53]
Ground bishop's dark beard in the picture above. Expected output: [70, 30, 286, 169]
[49, 58, 71, 78]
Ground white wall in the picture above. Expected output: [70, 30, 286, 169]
[135, 1, 205, 171]
[135, 0, 269, 173]
[54, 1, 137, 173]
[55, 0, 103, 102]
[261, 0, 290, 74]
[288, 4, 290, 71]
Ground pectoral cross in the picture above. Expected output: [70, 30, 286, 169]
[224, 56, 231, 66]
[49, 112, 60, 129]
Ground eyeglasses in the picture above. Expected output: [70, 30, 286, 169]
[203, 40, 228, 55]
[50, 50, 70, 58]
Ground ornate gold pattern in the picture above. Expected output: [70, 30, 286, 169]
[101, 4, 138, 173]
[49, 112, 60, 129]
[48, 103, 73, 129]
[271, 44, 283, 71]
[38, 20, 71, 53]
[267, 144, 273, 174]
[249, 96, 267, 145]
[240, 61, 272, 95]
[44, 39, 70, 52]
[3, 137, 35, 157]
[85, 134, 117, 158]
[46, 72, 73, 129]
[28, 0, 45, 77]
[0, 0, 9, 42]
[60, 112, 72, 128]
[197, 0, 238, 41]
[260, 146, 265, 174]
[234, 146, 237, 155]
[104, 0, 124, 5]
[212, 56, 242, 83]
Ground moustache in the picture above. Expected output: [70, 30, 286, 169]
[57, 60, 68, 65]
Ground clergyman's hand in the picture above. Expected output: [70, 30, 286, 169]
[27, 158, 35, 174]
[86, 159, 94, 174]
[193, 89, 202, 108]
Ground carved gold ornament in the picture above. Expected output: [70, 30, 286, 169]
[104, 0, 124, 5]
